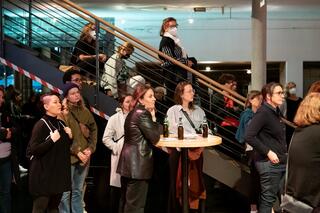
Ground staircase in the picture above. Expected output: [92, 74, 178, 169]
[1, 0, 253, 197]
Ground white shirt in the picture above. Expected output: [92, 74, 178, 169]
[166, 105, 207, 135]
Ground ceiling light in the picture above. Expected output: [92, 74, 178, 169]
[188, 18, 194, 24]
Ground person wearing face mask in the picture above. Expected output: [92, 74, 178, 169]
[70, 23, 107, 79]
[159, 17, 193, 102]
[100, 42, 135, 98]
[285, 82, 302, 146]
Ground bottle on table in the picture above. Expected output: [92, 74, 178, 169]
[178, 117, 184, 140]
[202, 116, 208, 138]
[163, 115, 169, 138]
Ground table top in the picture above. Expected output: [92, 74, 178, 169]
[156, 134, 222, 148]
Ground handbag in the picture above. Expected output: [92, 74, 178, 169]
[280, 133, 313, 213]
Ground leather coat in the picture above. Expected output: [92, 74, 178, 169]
[117, 104, 160, 179]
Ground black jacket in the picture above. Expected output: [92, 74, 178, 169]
[28, 115, 71, 196]
[117, 104, 160, 179]
[245, 102, 287, 164]
[287, 124, 320, 208]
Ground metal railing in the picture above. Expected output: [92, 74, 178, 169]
[2, 0, 249, 159]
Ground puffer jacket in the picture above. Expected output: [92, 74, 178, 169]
[117, 104, 160, 180]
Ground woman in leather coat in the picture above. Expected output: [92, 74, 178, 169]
[117, 85, 160, 213]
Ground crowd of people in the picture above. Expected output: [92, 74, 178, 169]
[1, 16, 320, 213]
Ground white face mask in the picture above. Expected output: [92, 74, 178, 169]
[89, 30, 96, 40]
[167, 27, 177, 37]
[288, 87, 296, 95]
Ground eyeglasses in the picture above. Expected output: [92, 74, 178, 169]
[184, 89, 195, 94]
[273, 91, 285, 96]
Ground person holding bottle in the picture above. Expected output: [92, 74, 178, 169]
[166, 81, 208, 213]
[102, 94, 133, 213]
[117, 85, 160, 213]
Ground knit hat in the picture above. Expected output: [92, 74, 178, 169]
[63, 83, 79, 97]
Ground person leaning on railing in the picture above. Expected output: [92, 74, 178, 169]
[70, 23, 107, 79]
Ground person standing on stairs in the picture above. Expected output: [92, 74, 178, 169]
[100, 41, 135, 99]
[70, 23, 107, 80]
[159, 17, 193, 103]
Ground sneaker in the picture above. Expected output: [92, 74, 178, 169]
[19, 165, 28, 173]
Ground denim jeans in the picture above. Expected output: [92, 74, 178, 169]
[255, 160, 286, 213]
[0, 159, 12, 213]
[59, 162, 89, 213]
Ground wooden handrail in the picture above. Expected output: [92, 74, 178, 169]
[198, 79, 245, 107]
[52, 0, 247, 104]
[51, 0, 161, 61]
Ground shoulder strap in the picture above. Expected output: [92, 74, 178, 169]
[40, 118, 53, 132]
[113, 135, 124, 143]
[181, 110, 196, 130]
[70, 111, 80, 123]
[59, 120, 66, 128]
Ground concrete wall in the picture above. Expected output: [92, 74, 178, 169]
[103, 12, 320, 97]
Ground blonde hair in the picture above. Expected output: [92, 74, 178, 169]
[117, 42, 134, 54]
[294, 92, 320, 127]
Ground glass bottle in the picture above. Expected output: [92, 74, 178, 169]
[202, 116, 208, 138]
[163, 116, 169, 138]
[178, 117, 184, 140]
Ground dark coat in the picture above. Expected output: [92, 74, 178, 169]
[287, 124, 320, 208]
[117, 104, 160, 180]
[28, 115, 71, 196]
[245, 103, 287, 164]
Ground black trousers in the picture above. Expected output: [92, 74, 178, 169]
[32, 193, 62, 213]
[119, 177, 149, 213]
[109, 186, 121, 213]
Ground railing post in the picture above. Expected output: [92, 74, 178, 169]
[28, 0, 32, 47]
[94, 19, 100, 107]
[0, 0, 4, 57]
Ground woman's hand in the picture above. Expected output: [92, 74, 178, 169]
[77, 152, 89, 165]
[99, 54, 107, 62]
[267, 150, 279, 164]
[50, 130, 61, 143]
[147, 108, 157, 122]
[64, 127, 73, 139]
